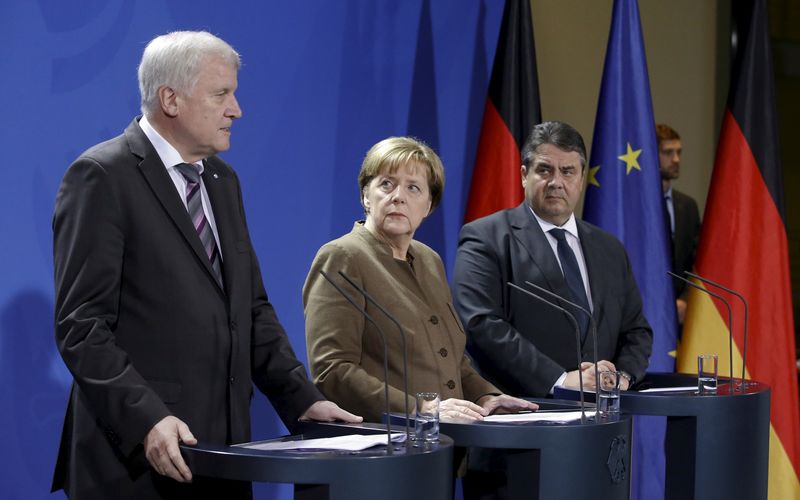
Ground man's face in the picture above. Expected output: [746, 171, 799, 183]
[173, 55, 242, 161]
[658, 139, 682, 181]
[521, 144, 585, 226]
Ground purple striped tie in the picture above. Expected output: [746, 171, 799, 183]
[175, 163, 223, 287]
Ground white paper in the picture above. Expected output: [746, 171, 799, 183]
[242, 432, 407, 452]
[482, 410, 596, 423]
[637, 386, 697, 393]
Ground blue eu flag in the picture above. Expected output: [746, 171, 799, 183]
[582, 1, 678, 499]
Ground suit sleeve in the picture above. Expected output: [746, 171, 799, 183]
[53, 158, 170, 456]
[453, 222, 564, 397]
[613, 250, 654, 383]
[303, 244, 413, 422]
[233, 178, 324, 427]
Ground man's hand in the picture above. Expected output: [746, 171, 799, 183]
[439, 398, 486, 422]
[299, 400, 363, 423]
[143, 416, 197, 483]
[476, 394, 539, 415]
[676, 298, 688, 324]
[563, 362, 597, 390]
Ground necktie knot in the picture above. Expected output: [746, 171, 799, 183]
[175, 163, 201, 184]
[549, 228, 568, 242]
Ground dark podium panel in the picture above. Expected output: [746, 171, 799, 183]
[558, 373, 770, 500]
[180, 423, 453, 500]
[392, 401, 632, 500]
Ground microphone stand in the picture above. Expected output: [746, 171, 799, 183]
[508, 282, 587, 424]
[668, 271, 734, 395]
[524, 281, 599, 399]
[685, 271, 749, 392]
[337, 271, 411, 443]
[319, 270, 395, 451]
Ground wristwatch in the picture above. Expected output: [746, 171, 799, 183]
[619, 371, 634, 386]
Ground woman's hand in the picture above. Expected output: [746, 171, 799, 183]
[477, 394, 539, 415]
[439, 398, 487, 422]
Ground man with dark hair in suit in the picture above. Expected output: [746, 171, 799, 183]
[453, 121, 652, 398]
[52, 31, 359, 500]
[656, 123, 701, 326]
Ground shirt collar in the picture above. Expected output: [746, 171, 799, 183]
[138, 115, 204, 174]
[527, 205, 580, 240]
[664, 185, 673, 200]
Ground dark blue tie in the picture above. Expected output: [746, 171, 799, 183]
[549, 228, 590, 342]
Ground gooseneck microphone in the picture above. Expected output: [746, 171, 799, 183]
[319, 270, 395, 451]
[685, 271, 749, 390]
[524, 281, 600, 395]
[668, 271, 734, 395]
[508, 282, 587, 423]
[336, 271, 411, 441]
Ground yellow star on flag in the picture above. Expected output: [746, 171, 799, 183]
[587, 165, 601, 187]
[618, 143, 642, 174]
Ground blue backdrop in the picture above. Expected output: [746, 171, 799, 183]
[0, 1, 504, 498]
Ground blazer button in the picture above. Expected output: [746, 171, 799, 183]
[438, 348, 448, 357]
[230, 376, 235, 385]
[429, 315, 439, 325]
[446, 380, 455, 390]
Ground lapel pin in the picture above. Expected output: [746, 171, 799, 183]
[213, 173, 219, 179]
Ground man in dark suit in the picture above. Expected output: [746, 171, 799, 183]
[52, 31, 360, 499]
[657, 123, 701, 326]
[453, 121, 652, 398]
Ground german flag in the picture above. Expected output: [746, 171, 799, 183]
[463, 0, 541, 223]
[677, 1, 800, 498]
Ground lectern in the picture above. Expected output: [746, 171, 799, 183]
[558, 372, 770, 500]
[181, 423, 453, 500]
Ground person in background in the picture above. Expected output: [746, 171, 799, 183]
[657, 123, 701, 326]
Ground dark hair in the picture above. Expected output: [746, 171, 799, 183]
[655, 124, 680, 146]
[521, 121, 587, 172]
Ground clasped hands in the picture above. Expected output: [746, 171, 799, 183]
[563, 360, 630, 391]
[144, 401, 361, 483]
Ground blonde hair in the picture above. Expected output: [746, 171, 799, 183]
[358, 136, 445, 213]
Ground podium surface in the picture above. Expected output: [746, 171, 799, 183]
[393, 400, 632, 500]
[180, 423, 453, 500]
[558, 372, 770, 500]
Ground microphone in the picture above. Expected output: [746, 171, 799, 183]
[685, 271, 749, 391]
[523, 281, 600, 395]
[668, 271, 734, 395]
[319, 270, 395, 451]
[507, 282, 587, 423]
[336, 271, 411, 442]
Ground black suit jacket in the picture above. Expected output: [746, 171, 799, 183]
[671, 188, 701, 298]
[52, 119, 323, 499]
[453, 204, 653, 397]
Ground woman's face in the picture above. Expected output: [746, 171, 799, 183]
[363, 161, 432, 242]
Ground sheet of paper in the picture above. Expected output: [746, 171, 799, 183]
[483, 410, 596, 423]
[242, 432, 406, 452]
[637, 386, 697, 393]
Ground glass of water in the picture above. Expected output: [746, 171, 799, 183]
[413, 392, 440, 446]
[598, 370, 621, 417]
[697, 354, 718, 394]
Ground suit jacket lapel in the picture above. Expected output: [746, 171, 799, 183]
[126, 120, 225, 294]
[577, 220, 604, 349]
[509, 204, 572, 301]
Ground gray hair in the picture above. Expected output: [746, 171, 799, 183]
[521, 121, 588, 172]
[138, 31, 241, 116]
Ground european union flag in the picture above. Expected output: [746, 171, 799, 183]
[582, 1, 678, 499]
